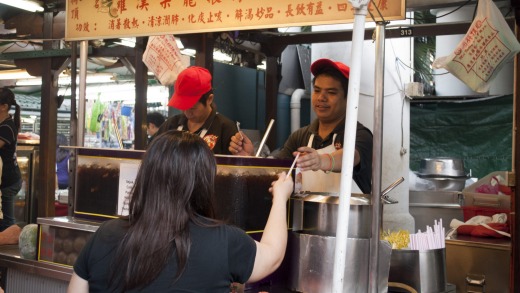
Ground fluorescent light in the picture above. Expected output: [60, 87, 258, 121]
[180, 48, 196, 57]
[57, 84, 170, 105]
[16, 73, 115, 86]
[15, 79, 41, 86]
[0, 69, 34, 80]
[114, 37, 136, 48]
[0, 0, 44, 12]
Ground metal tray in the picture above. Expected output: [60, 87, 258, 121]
[37, 216, 103, 233]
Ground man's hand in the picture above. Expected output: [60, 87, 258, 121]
[295, 147, 324, 172]
[229, 131, 255, 156]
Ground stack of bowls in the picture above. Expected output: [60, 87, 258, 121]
[416, 157, 468, 191]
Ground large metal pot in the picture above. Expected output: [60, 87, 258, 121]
[289, 191, 398, 292]
[291, 193, 373, 239]
[289, 234, 392, 293]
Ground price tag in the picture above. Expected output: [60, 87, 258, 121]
[118, 162, 140, 216]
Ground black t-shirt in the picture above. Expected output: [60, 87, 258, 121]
[74, 218, 257, 292]
[0, 116, 21, 188]
[156, 109, 236, 155]
[273, 118, 373, 194]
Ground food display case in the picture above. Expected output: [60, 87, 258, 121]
[37, 217, 101, 267]
[15, 139, 40, 225]
[213, 155, 292, 232]
[72, 148, 293, 233]
[73, 148, 143, 220]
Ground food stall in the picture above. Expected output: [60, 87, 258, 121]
[0, 146, 297, 292]
[0, 0, 518, 292]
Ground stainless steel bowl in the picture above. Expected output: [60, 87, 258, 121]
[421, 176, 467, 191]
[418, 157, 466, 178]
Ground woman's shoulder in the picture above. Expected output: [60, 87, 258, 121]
[0, 119, 16, 136]
[95, 218, 128, 241]
[190, 221, 248, 239]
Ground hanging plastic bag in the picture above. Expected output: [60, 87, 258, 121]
[142, 35, 188, 86]
[432, 0, 520, 93]
[89, 97, 105, 133]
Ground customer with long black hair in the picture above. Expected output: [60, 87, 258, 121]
[0, 88, 21, 232]
[68, 130, 293, 292]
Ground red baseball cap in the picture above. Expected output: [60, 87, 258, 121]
[168, 66, 212, 110]
[310, 58, 350, 80]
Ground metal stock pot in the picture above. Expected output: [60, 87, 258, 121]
[291, 192, 373, 239]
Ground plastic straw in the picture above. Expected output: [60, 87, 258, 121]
[409, 218, 446, 251]
[256, 119, 275, 157]
[236, 121, 244, 140]
[286, 152, 300, 180]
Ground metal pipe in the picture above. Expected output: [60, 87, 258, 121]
[368, 22, 387, 293]
[290, 88, 306, 133]
[70, 42, 77, 146]
[77, 40, 88, 147]
[332, 1, 369, 291]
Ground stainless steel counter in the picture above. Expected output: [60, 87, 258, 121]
[0, 245, 73, 281]
[0, 244, 72, 293]
[445, 235, 510, 293]
[409, 190, 464, 232]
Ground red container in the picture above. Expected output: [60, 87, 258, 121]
[462, 206, 510, 224]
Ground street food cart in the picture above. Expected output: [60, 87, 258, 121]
[0, 0, 517, 292]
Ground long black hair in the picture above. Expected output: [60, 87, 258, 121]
[110, 130, 218, 291]
[0, 88, 20, 131]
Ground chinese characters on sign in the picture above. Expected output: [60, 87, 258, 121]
[65, 0, 405, 40]
[453, 18, 510, 82]
[142, 35, 189, 85]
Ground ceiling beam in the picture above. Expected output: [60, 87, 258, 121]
[252, 17, 515, 47]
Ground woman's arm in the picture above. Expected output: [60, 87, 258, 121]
[248, 172, 293, 282]
[67, 272, 89, 293]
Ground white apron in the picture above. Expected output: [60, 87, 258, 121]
[299, 134, 361, 194]
[177, 125, 208, 138]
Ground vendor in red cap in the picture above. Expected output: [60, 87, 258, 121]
[229, 58, 373, 194]
[155, 66, 236, 155]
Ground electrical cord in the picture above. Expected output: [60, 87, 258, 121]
[396, 57, 450, 76]
[408, 0, 473, 21]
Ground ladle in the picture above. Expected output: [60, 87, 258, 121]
[381, 177, 404, 204]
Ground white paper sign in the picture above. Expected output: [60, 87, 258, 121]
[118, 162, 140, 216]
[432, 0, 520, 92]
[142, 35, 189, 86]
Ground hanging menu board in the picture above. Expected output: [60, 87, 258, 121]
[65, 0, 405, 41]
